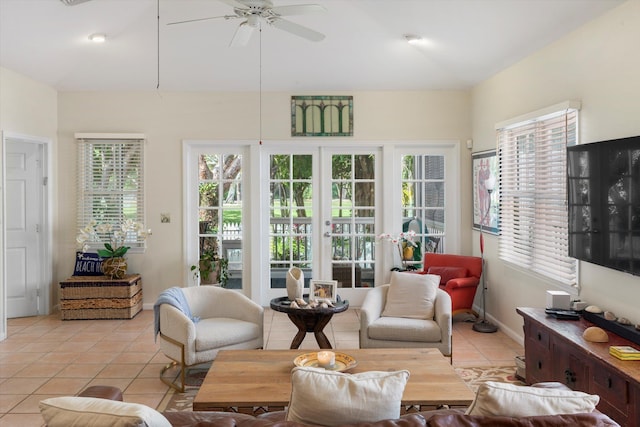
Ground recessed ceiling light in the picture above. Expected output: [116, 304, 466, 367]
[404, 34, 424, 45]
[88, 33, 107, 43]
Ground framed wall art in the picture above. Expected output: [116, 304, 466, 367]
[472, 149, 500, 234]
[291, 96, 353, 136]
[309, 280, 338, 303]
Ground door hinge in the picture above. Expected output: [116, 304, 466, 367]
[43, 176, 48, 186]
[36, 224, 40, 233]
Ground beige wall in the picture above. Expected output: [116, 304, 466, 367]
[0, 66, 58, 335]
[471, 0, 640, 339]
[57, 90, 472, 306]
[0, 66, 58, 135]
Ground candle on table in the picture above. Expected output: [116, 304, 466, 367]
[317, 351, 335, 368]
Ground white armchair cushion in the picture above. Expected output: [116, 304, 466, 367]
[368, 317, 442, 342]
[39, 396, 171, 427]
[195, 317, 262, 351]
[286, 367, 409, 426]
[382, 272, 439, 319]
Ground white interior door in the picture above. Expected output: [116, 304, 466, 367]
[6, 141, 43, 317]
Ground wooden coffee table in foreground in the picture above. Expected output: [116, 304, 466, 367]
[193, 348, 474, 414]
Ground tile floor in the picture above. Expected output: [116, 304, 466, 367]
[0, 308, 523, 426]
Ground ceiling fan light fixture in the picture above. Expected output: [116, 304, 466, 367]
[88, 33, 107, 43]
[247, 15, 260, 27]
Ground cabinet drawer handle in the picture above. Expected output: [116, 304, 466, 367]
[537, 361, 542, 370]
[564, 369, 576, 385]
[608, 378, 612, 388]
[537, 332, 542, 341]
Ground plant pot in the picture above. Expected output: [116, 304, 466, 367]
[102, 257, 127, 279]
[199, 260, 218, 285]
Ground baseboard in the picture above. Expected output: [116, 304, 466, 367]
[472, 303, 525, 347]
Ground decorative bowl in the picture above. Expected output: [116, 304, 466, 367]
[293, 351, 358, 372]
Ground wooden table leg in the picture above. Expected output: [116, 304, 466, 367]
[313, 313, 334, 349]
[286, 312, 335, 349]
[287, 313, 307, 349]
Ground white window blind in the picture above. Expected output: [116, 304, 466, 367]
[497, 105, 578, 287]
[76, 134, 146, 250]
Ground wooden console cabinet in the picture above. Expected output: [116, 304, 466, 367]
[60, 274, 143, 320]
[518, 307, 640, 426]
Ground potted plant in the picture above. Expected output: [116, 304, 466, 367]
[377, 230, 418, 270]
[191, 250, 229, 287]
[77, 219, 151, 279]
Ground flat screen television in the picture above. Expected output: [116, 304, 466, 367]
[567, 135, 640, 276]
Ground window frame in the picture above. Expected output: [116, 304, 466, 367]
[76, 133, 146, 253]
[496, 102, 580, 289]
[400, 153, 447, 268]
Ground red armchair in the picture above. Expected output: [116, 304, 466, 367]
[418, 253, 482, 317]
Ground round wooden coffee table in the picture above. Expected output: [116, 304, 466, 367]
[270, 295, 349, 349]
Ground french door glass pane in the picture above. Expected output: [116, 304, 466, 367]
[269, 154, 313, 289]
[198, 153, 243, 288]
[331, 154, 376, 289]
[401, 154, 445, 267]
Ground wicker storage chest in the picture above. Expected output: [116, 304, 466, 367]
[59, 274, 142, 320]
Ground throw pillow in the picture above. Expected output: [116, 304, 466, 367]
[430, 413, 618, 427]
[382, 271, 439, 319]
[465, 381, 600, 417]
[286, 367, 410, 426]
[426, 266, 467, 286]
[39, 396, 172, 427]
[72, 251, 104, 276]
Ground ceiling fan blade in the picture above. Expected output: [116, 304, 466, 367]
[59, 0, 91, 5]
[229, 21, 256, 47]
[271, 4, 327, 16]
[217, 0, 251, 10]
[167, 15, 236, 26]
[270, 18, 325, 42]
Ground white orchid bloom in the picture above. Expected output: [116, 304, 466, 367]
[76, 220, 150, 256]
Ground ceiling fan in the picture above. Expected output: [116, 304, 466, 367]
[168, 0, 327, 47]
[60, 0, 325, 46]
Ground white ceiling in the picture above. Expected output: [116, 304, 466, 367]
[0, 0, 625, 92]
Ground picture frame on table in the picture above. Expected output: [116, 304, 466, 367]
[309, 280, 338, 303]
[472, 149, 500, 235]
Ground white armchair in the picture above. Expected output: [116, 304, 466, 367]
[359, 284, 452, 357]
[157, 286, 264, 391]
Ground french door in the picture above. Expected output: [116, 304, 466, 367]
[320, 148, 380, 302]
[263, 146, 381, 305]
[185, 140, 459, 306]
[185, 144, 247, 290]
